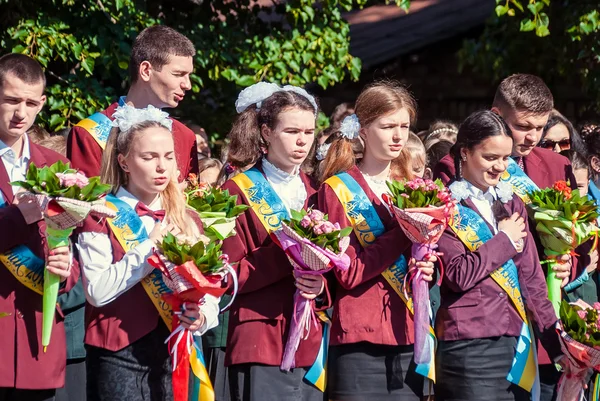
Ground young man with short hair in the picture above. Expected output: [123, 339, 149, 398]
[68, 25, 199, 180]
[0, 53, 77, 401]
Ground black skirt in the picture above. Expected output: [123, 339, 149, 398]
[435, 336, 530, 401]
[328, 342, 424, 401]
[228, 364, 324, 401]
[86, 325, 173, 401]
[204, 347, 230, 401]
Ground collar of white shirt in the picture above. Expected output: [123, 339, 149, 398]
[262, 157, 300, 184]
[0, 134, 31, 166]
[464, 180, 498, 204]
[115, 187, 163, 211]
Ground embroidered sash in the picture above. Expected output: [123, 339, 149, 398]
[449, 203, 538, 393]
[0, 192, 45, 295]
[500, 158, 539, 204]
[75, 97, 125, 149]
[104, 194, 173, 329]
[231, 168, 329, 390]
[325, 172, 436, 381]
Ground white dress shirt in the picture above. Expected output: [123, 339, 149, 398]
[0, 134, 31, 195]
[262, 158, 307, 213]
[77, 187, 219, 335]
[361, 173, 392, 215]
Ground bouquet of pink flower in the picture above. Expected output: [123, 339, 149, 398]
[12, 160, 115, 351]
[555, 300, 600, 401]
[384, 177, 456, 365]
[272, 208, 352, 371]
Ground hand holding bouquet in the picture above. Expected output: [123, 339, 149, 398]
[12, 160, 114, 351]
[384, 177, 456, 365]
[527, 181, 599, 314]
[185, 173, 248, 240]
[272, 208, 351, 371]
[555, 300, 600, 401]
[148, 232, 237, 401]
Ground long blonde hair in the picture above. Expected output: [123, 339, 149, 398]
[101, 121, 197, 238]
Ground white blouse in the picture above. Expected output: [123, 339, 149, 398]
[361, 173, 392, 215]
[77, 187, 219, 335]
[262, 158, 307, 213]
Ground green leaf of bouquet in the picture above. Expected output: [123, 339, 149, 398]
[290, 209, 305, 221]
[339, 226, 353, 237]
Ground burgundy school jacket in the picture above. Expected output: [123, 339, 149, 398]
[79, 209, 204, 351]
[67, 100, 199, 182]
[435, 195, 561, 359]
[318, 165, 415, 347]
[220, 161, 330, 367]
[0, 142, 79, 390]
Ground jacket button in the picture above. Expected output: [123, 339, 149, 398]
[498, 292, 505, 298]
[16, 310, 23, 319]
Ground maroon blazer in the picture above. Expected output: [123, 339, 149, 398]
[436, 195, 561, 359]
[0, 142, 79, 390]
[220, 162, 330, 367]
[318, 166, 415, 347]
[80, 209, 204, 351]
[67, 100, 199, 182]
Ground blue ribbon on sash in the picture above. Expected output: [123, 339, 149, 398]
[499, 158, 539, 203]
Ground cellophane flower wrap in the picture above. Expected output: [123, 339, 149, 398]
[11, 160, 114, 351]
[185, 173, 249, 241]
[383, 177, 456, 365]
[556, 300, 600, 401]
[272, 208, 352, 371]
[527, 181, 599, 315]
[147, 232, 237, 401]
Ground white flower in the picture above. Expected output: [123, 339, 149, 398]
[235, 82, 280, 113]
[495, 181, 513, 203]
[316, 143, 331, 161]
[339, 114, 360, 140]
[449, 180, 470, 202]
[111, 104, 172, 134]
[281, 85, 318, 114]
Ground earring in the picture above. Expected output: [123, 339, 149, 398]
[461, 155, 467, 161]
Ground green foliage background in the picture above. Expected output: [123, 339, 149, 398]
[0, 0, 410, 140]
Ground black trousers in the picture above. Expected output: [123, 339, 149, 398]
[55, 358, 86, 401]
[228, 364, 324, 401]
[204, 347, 230, 401]
[0, 388, 56, 401]
[86, 325, 173, 401]
[327, 342, 423, 401]
[436, 336, 530, 401]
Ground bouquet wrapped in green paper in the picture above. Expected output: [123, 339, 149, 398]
[12, 160, 114, 351]
[185, 173, 248, 241]
[527, 181, 599, 315]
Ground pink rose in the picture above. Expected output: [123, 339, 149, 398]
[333, 222, 341, 230]
[308, 209, 324, 222]
[594, 302, 600, 311]
[300, 215, 312, 228]
[74, 172, 89, 188]
[56, 173, 78, 187]
[321, 221, 335, 234]
[313, 224, 324, 235]
[577, 310, 588, 320]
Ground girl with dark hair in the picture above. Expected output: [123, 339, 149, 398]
[78, 105, 220, 401]
[219, 83, 328, 401]
[582, 124, 600, 209]
[317, 81, 436, 401]
[539, 109, 586, 156]
[435, 110, 562, 401]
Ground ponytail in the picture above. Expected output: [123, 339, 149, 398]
[226, 106, 265, 171]
[318, 135, 357, 183]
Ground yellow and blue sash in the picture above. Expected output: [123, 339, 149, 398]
[104, 193, 173, 329]
[0, 192, 45, 295]
[449, 203, 539, 394]
[105, 193, 214, 400]
[325, 172, 436, 381]
[500, 158, 539, 204]
[75, 97, 125, 149]
[231, 167, 330, 390]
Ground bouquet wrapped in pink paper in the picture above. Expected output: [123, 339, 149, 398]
[12, 160, 114, 351]
[272, 208, 352, 371]
[383, 177, 456, 365]
[555, 300, 600, 401]
[147, 232, 237, 401]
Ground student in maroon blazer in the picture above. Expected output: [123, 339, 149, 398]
[435, 110, 562, 401]
[0, 54, 78, 401]
[220, 84, 328, 401]
[317, 82, 436, 401]
[433, 74, 577, 400]
[67, 25, 198, 182]
[77, 105, 219, 401]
